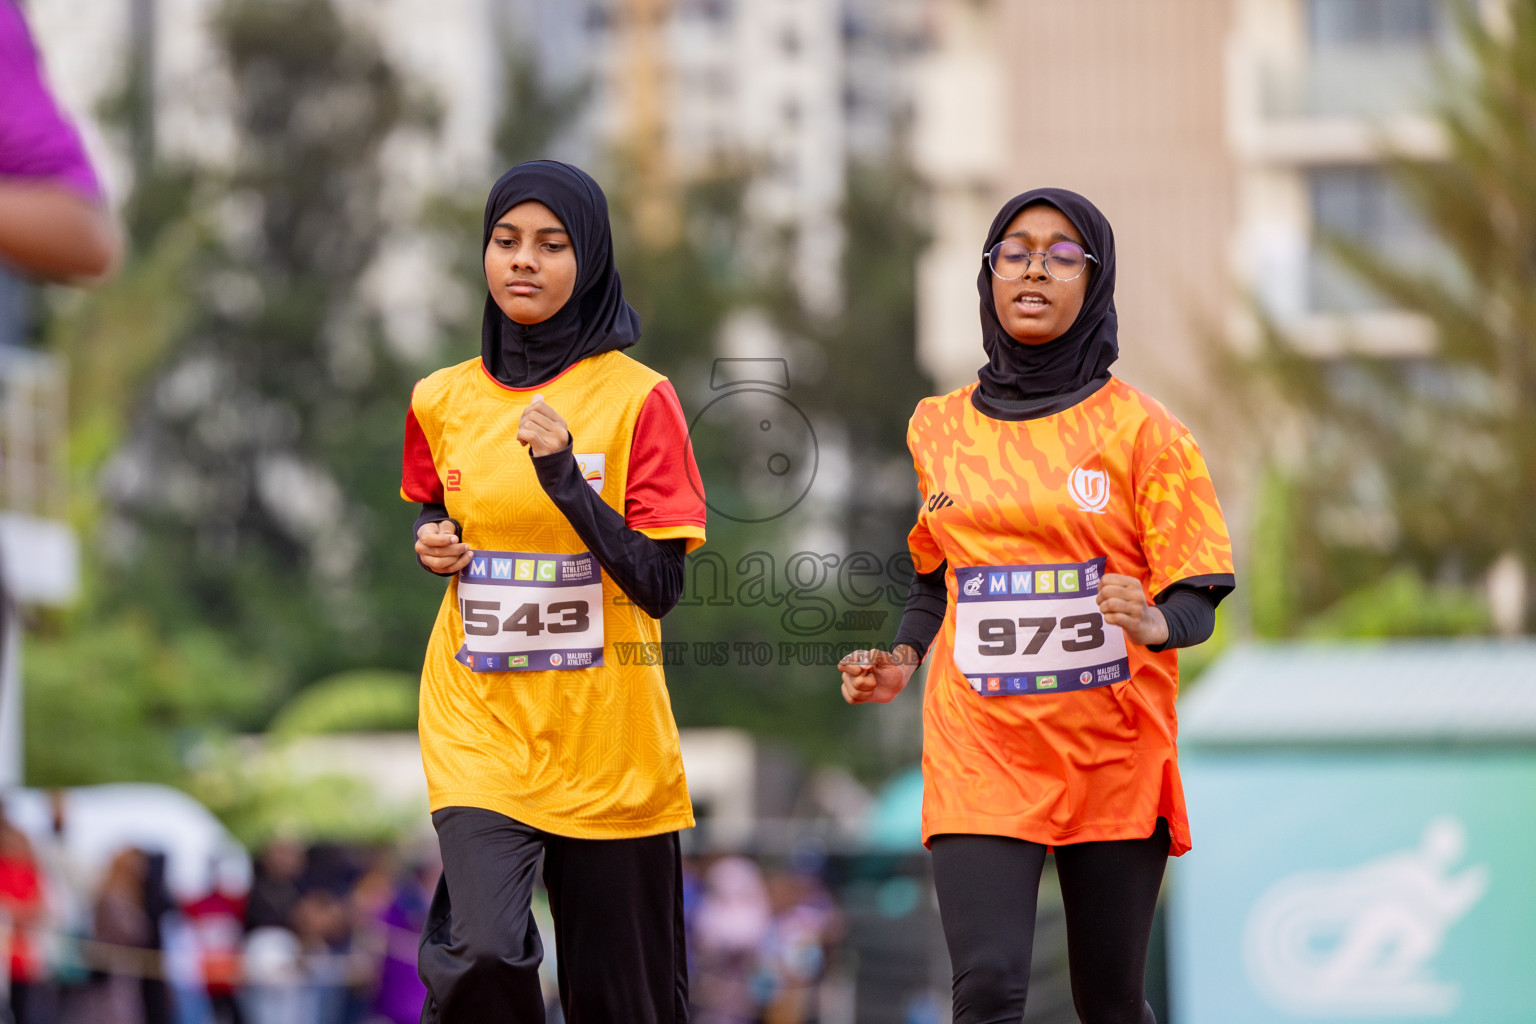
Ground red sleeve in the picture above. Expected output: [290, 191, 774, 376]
[625, 381, 707, 549]
[400, 394, 442, 503]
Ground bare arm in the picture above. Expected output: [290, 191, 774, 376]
[0, 181, 121, 281]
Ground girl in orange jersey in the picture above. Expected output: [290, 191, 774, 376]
[839, 188, 1234, 1024]
[401, 161, 706, 1022]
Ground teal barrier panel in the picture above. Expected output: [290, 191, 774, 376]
[1170, 751, 1536, 1023]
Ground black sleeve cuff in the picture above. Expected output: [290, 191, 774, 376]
[1146, 582, 1221, 652]
[1157, 573, 1235, 608]
[413, 503, 461, 577]
[891, 561, 948, 661]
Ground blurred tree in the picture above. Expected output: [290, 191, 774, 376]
[1234, 5, 1535, 636]
[265, 669, 419, 739]
[26, 616, 277, 785]
[90, 0, 443, 687]
[27, 0, 450, 785]
[627, 160, 931, 773]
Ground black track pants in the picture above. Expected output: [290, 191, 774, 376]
[419, 806, 689, 1024]
[930, 818, 1170, 1024]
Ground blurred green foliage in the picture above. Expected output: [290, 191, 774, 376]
[189, 744, 417, 848]
[265, 670, 419, 739]
[26, 616, 277, 786]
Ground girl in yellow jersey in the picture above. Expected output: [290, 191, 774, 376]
[839, 188, 1234, 1024]
[401, 161, 706, 1022]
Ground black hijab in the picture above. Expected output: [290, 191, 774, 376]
[975, 187, 1119, 412]
[480, 160, 641, 387]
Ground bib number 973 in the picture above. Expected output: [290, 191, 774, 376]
[462, 599, 591, 637]
[976, 613, 1105, 656]
[951, 558, 1130, 695]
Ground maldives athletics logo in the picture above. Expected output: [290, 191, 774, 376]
[1068, 464, 1111, 514]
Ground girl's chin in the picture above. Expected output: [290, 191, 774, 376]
[1005, 329, 1062, 346]
[503, 303, 554, 325]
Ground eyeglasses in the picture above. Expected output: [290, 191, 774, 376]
[984, 239, 1098, 282]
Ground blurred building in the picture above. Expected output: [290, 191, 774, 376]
[910, 0, 1463, 401]
[546, 0, 931, 315]
[1228, 0, 1453, 355]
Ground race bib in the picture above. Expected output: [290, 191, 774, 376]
[952, 556, 1130, 696]
[452, 549, 604, 673]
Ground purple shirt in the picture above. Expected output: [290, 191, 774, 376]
[0, 0, 101, 199]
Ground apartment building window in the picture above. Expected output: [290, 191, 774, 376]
[1307, 165, 1438, 313]
[1307, 0, 1443, 48]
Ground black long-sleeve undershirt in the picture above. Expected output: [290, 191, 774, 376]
[413, 447, 688, 620]
[890, 559, 1224, 660]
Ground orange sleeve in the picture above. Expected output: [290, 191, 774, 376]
[400, 388, 442, 503]
[625, 381, 707, 552]
[1134, 432, 1235, 595]
[905, 419, 946, 574]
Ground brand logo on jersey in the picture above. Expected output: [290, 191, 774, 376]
[446, 469, 463, 492]
[926, 491, 955, 512]
[1069, 466, 1110, 514]
[963, 575, 984, 596]
[575, 453, 606, 494]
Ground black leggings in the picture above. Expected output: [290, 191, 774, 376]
[930, 819, 1170, 1024]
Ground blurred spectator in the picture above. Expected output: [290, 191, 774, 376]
[0, 0, 119, 282]
[70, 849, 151, 1024]
[242, 843, 303, 935]
[36, 793, 89, 1000]
[692, 857, 771, 1024]
[366, 855, 436, 1024]
[289, 887, 348, 1024]
[237, 925, 304, 1024]
[0, 816, 51, 1024]
[759, 871, 840, 1024]
[182, 860, 247, 1024]
[138, 854, 173, 1024]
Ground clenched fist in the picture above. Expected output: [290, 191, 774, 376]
[416, 520, 472, 575]
[1095, 573, 1168, 647]
[517, 394, 571, 457]
[838, 645, 921, 705]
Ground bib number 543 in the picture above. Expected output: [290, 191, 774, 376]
[976, 613, 1105, 656]
[461, 599, 591, 637]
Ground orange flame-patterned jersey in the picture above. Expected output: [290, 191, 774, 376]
[907, 378, 1233, 856]
[401, 351, 706, 839]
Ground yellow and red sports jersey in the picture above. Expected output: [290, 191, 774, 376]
[907, 378, 1233, 856]
[401, 350, 706, 839]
